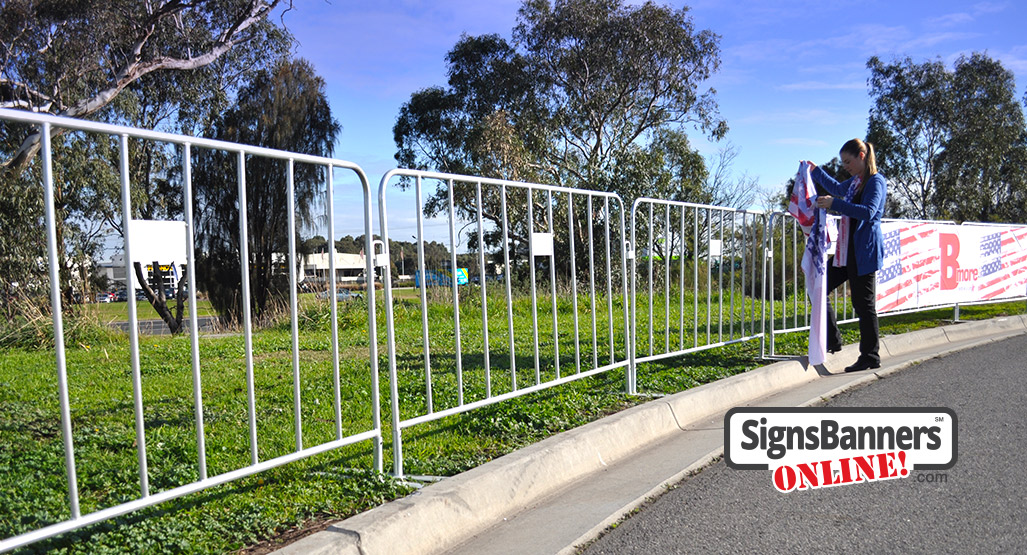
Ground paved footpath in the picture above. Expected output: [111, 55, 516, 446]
[582, 333, 1027, 554]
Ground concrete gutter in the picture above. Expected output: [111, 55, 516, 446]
[275, 315, 1027, 555]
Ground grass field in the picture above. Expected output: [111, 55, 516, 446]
[1, 287, 1022, 553]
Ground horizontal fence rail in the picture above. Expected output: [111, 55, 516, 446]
[0, 109, 383, 552]
[378, 169, 630, 477]
[628, 199, 768, 390]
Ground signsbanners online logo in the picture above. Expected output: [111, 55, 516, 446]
[724, 408, 957, 492]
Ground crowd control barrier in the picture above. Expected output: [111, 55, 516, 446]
[628, 199, 767, 390]
[0, 109, 383, 552]
[377, 169, 630, 477]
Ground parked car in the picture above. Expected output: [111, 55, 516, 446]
[114, 290, 128, 302]
[95, 292, 113, 303]
[316, 288, 364, 302]
[135, 289, 148, 301]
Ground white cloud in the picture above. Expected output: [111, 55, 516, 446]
[777, 81, 865, 92]
[926, 13, 973, 27]
[737, 109, 853, 125]
[771, 138, 830, 147]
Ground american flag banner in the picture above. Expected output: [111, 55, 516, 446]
[875, 222, 940, 313]
[875, 222, 1027, 312]
[788, 162, 831, 365]
[975, 226, 1027, 301]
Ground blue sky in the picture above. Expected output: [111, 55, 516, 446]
[277, 0, 1027, 239]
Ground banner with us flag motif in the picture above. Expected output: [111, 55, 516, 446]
[876, 222, 1027, 312]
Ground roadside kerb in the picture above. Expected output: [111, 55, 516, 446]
[275, 317, 1027, 555]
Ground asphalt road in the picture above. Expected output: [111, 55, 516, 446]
[109, 316, 217, 335]
[583, 333, 1027, 554]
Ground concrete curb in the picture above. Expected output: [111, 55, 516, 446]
[275, 316, 1027, 555]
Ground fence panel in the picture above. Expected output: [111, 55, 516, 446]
[377, 170, 630, 477]
[628, 199, 768, 384]
[0, 109, 383, 553]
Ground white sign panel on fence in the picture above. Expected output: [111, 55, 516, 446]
[128, 220, 187, 265]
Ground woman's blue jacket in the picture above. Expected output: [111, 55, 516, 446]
[810, 167, 887, 277]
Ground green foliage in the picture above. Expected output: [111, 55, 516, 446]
[934, 53, 1027, 223]
[194, 58, 341, 324]
[867, 53, 1027, 223]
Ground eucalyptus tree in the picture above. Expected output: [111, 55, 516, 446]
[394, 0, 726, 281]
[933, 53, 1027, 223]
[193, 58, 339, 322]
[866, 56, 950, 219]
[0, 0, 289, 175]
[867, 53, 1027, 223]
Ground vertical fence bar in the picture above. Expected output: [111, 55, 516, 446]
[743, 211, 751, 335]
[475, 182, 491, 397]
[693, 206, 699, 348]
[40, 122, 80, 518]
[286, 159, 303, 452]
[718, 210, 724, 343]
[501, 185, 516, 390]
[678, 206, 686, 351]
[379, 174, 403, 477]
[358, 166, 383, 472]
[769, 215, 777, 356]
[647, 202, 654, 356]
[547, 190, 559, 378]
[181, 143, 207, 480]
[664, 204, 671, 353]
[776, 214, 784, 330]
[629, 200, 638, 391]
[706, 208, 712, 344]
[527, 188, 541, 383]
[619, 201, 632, 394]
[237, 151, 259, 465]
[730, 211, 737, 339]
[605, 197, 614, 364]
[588, 196, 598, 368]
[415, 176, 433, 411]
[325, 168, 343, 440]
[446, 179, 463, 405]
[794, 218, 800, 329]
[568, 194, 581, 374]
[120, 134, 150, 497]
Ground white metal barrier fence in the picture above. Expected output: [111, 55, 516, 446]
[0, 109, 384, 552]
[628, 199, 768, 390]
[377, 169, 630, 477]
[5, 107, 1027, 551]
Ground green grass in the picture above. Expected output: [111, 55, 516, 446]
[78, 299, 218, 321]
[1, 288, 1023, 553]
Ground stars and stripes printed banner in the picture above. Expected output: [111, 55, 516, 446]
[875, 222, 1027, 313]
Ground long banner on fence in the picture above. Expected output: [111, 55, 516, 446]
[876, 222, 1027, 313]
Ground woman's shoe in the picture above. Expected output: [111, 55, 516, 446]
[844, 358, 881, 372]
[827, 343, 842, 354]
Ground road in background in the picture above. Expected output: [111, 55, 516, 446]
[584, 334, 1027, 553]
[110, 316, 217, 335]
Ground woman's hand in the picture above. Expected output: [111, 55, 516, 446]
[802, 160, 818, 171]
[815, 195, 833, 210]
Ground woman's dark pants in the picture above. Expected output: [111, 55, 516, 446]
[825, 254, 880, 364]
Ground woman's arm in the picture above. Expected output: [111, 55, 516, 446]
[829, 174, 886, 221]
[809, 165, 852, 198]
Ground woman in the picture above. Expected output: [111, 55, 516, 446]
[806, 138, 887, 372]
